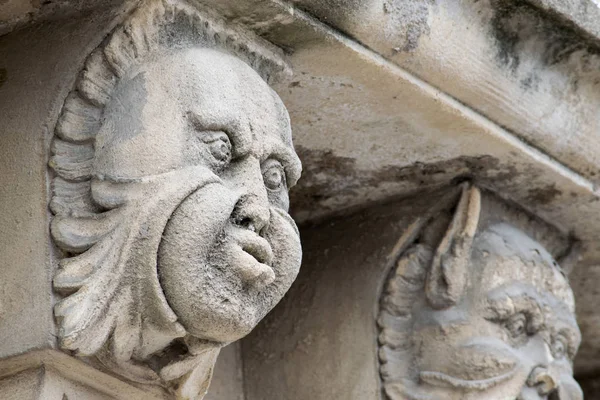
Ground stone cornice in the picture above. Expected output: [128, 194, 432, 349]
[0, 350, 168, 399]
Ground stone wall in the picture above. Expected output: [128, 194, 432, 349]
[1, 0, 600, 399]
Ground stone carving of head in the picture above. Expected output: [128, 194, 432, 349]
[49, 1, 301, 398]
[378, 185, 582, 400]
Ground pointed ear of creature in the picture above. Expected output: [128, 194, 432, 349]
[425, 184, 481, 309]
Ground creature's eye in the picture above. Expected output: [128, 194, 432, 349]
[262, 160, 287, 192]
[551, 336, 568, 359]
[504, 313, 531, 340]
[202, 131, 232, 165]
[262, 159, 290, 210]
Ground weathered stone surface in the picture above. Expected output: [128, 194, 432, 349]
[243, 185, 581, 399]
[2, 0, 600, 397]
[0, 0, 131, 361]
[379, 185, 581, 399]
[287, 0, 600, 187]
[526, 0, 600, 40]
[36, 0, 301, 398]
[0, 350, 167, 399]
[0, 0, 128, 36]
[204, 344, 243, 400]
[195, 1, 600, 377]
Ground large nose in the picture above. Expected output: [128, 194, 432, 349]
[229, 157, 270, 235]
[526, 366, 583, 400]
[527, 366, 558, 396]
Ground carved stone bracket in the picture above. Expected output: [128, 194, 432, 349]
[49, 1, 302, 398]
[378, 184, 582, 400]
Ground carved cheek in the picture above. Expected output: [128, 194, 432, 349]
[419, 340, 520, 391]
[261, 208, 302, 302]
[557, 373, 584, 400]
[158, 183, 241, 333]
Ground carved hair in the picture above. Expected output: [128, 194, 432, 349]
[50, 0, 288, 217]
[49, 0, 289, 390]
[377, 184, 575, 399]
[377, 185, 480, 392]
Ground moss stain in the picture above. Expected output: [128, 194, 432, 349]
[290, 146, 518, 217]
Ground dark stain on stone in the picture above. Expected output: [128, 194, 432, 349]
[290, 146, 518, 220]
[519, 72, 541, 91]
[385, 0, 434, 54]
[526, 184, 562, 205]
[489, 0, 600, 74]
[490, 1, 526, 72]
[291, 0, 433, 54]
[0, 68, 7, 88]
[102, 72, 147, 142]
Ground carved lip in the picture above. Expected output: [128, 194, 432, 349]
[419, 367, 518, 391]
[228, 227, 275, 287]
[235, 230, 273, 266]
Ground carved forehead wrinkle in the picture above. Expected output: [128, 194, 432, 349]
[154, 48, 300, 183]
[95, 48, 299, 180]
[148, 49, 292, 141]
[472, 223, 575, 311]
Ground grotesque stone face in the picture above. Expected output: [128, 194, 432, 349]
[50, 3, 301, 391]
[378, 187, 582, 400]
[114, 49, 301, 343]
[414, 224, 581, 400]
[90, 48, 302, 343]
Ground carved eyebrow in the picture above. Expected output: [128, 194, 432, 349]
[266, 145, 302, 187]
[186, 111, 251, 156]
[555, 325, 581, 359]
[485, 285, 581, 354]
[187, 110, 301, 185]
[484, 287, 545, 327]
[550, 310, 581, 358]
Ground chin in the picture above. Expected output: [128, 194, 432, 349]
[181, 293, 263, 343]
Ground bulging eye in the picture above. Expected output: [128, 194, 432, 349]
[551, 336, 568, 359]
[505, 313, 530, 339]
[263, 161, 286, 191]
[202, 131, 232, 164]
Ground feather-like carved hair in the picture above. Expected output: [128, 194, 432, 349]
[48, 0, 289, 390]
[377, 184, 481, 398]
[50, 0, 289, 218]
[377, 184, 575, 400]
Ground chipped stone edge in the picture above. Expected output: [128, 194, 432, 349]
[0, 349, 168, 399]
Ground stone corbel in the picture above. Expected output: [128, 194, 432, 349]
[378, 184, 582, 400]
[48, 1, 302, 398]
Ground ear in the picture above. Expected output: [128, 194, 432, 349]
[426, 184, 481, 309]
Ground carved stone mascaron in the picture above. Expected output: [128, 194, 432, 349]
[378, 185, 582, 400]
[49, 1, 302, 398]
